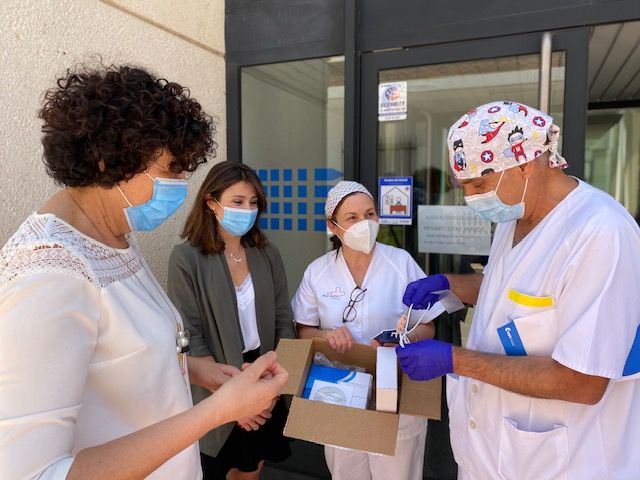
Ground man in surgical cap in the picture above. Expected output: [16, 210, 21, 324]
[397, 101, 640, 479]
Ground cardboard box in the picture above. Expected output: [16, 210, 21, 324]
[276, 338, 441, 456]
[375, 346, 398, 413]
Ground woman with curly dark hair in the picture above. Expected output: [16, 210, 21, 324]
[168, 161, 295, 479]
[0, 64, 288, 480]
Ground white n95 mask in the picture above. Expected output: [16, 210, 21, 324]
[334, 219, 379, 254]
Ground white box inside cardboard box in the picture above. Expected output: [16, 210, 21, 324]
[276, 338, 441, 456]
[376, 346, 398, 413]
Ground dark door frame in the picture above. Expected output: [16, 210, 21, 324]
[357, 28, 590, 193]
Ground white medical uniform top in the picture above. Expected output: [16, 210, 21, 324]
[236, 274, 261, 353]
[292, 242, 437, 343]
[292, 241, 439, 439]
[0, 213, 201, 480]
[448, 181, 640, 479]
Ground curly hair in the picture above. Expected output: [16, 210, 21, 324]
[38, 64, 216, 187]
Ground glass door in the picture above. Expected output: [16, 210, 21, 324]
[361, 29, 588, 276]
[359, 29, 588, 480]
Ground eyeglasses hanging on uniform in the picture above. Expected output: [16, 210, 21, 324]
[342, 286, 367, 323]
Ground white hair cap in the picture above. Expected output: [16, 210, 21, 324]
[324, 181, 373, 218]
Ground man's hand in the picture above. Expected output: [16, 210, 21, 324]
[205, 351, 288, 425]
[396, 339, 453, 381]
[188, 355, 242, 391]
[323, 326, 355, 353]
[403, 274, 449, 310]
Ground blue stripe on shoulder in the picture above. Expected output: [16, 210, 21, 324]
[623, 325, 640, 376]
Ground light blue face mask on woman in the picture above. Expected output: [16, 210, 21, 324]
[117, 173, 188, 231]
[464, 170, 528, 223]
[215, 200, 258, 237]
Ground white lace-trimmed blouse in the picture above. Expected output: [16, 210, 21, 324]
[0, 213, 201, 479]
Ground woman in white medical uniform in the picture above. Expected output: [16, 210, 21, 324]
[292, 181, 439, 480]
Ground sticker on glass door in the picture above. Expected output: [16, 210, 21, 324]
[378, 81, 407, 122]
[379, 176, 413, 225]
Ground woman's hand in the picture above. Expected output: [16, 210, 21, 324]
[237, 410, 271, 431]
[204, 351, 288, 426]
[236, 365, 278, 431]
[323, 326, 355, 353]
[188, 355, 242, 391]
[395, 313, 408, 333]
[370, 339, 398, 348]
[237, 397, 277, 431]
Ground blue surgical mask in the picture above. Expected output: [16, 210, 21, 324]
[215, 200, 258, 237]
[464, 170, 528, 223]
[117, 173, 188, 231]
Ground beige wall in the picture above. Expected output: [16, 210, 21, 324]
[0, 0, 226, 286]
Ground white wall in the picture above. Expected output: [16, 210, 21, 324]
[0, 0, 226, 286]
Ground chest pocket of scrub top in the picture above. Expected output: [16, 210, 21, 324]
[497, 289, 557, 356]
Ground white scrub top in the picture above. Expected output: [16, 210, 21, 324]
[293, 241, 436, 445]
[292, 242, 441, 344]
[448, 181, 640, 479]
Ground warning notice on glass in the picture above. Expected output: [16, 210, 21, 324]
[418, 205, 491, 255]
[378, 82, 407, 122]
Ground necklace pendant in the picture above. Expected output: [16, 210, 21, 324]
[229, 252, 243, 263]
[176, 330, 190, 354]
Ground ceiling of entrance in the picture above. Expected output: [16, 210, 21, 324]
[589, 21, 640, 104]
[243, 21, 640, 107]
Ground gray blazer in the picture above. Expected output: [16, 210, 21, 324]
[167, 241, 296, 457]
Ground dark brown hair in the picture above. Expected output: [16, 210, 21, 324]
[38, 64, 215, 187]
[181, 161, 268, 254]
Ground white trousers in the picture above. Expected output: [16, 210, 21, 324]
[324, 415, 427, 480]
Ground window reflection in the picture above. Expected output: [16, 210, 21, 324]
[585, 108, 640, 223]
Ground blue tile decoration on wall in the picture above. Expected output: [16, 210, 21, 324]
[314, 185, 332, 198]
[259, 167, 342, 232]
[314, 168, 342, 181]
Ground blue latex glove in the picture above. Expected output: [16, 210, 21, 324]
[402, 274, 450, 309]
[396, 339, 453, 381]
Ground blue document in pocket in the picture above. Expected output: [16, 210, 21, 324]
[497, 321, 528, 356]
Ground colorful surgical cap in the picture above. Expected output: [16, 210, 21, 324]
[447, 101, 567, 180]
[325, 181, 373, 218]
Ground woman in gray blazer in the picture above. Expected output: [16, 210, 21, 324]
[167, 161, 295, 480]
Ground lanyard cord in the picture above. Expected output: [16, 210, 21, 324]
[398, 304, 427, 348]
